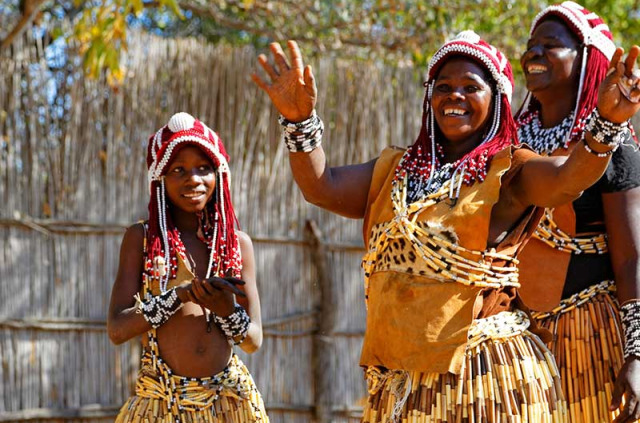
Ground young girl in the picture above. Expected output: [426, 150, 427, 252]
[108, 112, 269, 423]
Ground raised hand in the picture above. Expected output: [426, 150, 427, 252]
[597, 46, 640, 123]
[252, 40, 317, 123]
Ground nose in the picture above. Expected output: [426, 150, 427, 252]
[447, 88, 465, 100]
[185, 169, 203, 185]
[522, 44, 543, 62]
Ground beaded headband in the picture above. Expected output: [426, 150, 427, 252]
[530, 1, 615, 60]
[427, 30, 514, 103]
[147, 112, 230, 187]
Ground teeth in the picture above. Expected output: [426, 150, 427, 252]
[527, 64, 547, 74]
[444, 108, 466, 116]
[183, 192, 205, 198]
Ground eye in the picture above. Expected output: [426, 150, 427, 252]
[465, 85, 480, 93]
[435, 83, 451, 93]
[170, 166, 184, 174]
[198, 164, 213, 172]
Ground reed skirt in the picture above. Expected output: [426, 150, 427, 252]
[362, 310, 567, 423]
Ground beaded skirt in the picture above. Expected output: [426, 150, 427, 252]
[115, 353, 269, 423]
[361, 310, 568, 423]
[532, 280, 634, 423]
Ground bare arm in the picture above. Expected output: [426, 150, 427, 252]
[234, 231, 263, 353]
[107, 224, 191, 345]
[604, 187, 640, 422]
[511, 46, 640, 209]
[253, 40, 375, 218]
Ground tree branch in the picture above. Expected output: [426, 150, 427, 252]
[1, 0, 48, 50]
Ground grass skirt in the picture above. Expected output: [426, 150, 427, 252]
[532, 280, 632, 423]
[362, 310, 568, 423]
[115, 353, 269, 423]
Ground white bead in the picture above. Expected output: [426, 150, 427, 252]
[168, 112, 196, 133]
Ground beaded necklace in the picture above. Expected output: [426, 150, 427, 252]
[517, 111, 582, 155]
[392, 144, 490, 205]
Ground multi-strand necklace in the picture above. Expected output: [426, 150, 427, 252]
[517, 111, 587, 156]
[392, 144, 489, 205]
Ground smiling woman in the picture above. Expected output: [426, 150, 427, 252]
[253, 27, 640, 422]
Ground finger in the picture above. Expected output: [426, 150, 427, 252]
[251, 73, 270, 92]
[191, 277, 208, 300]
[209, 279, 247, 297]
[199, 278, 216, 295]
[186, 290, 197, 304]
[288, 40, 304, 70]
[303, 65, 317, 98]
[257, 54, 279, 81]
[611, 47, 625, 70]
[624, 45, 640, 76]
[632, 397, 640, 421]
[270, 42, 290, 74]
[611, 379, 625, 411]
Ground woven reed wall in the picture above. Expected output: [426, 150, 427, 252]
[0, 28, 425, 423]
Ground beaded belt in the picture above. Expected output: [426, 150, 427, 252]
[534, 209, 608, 254]
[466, 309, 530, 348]
[531, 280, 616, 320]
[134, 351, 257, 413]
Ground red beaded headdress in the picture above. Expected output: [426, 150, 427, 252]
[516, 1, 616, 145]
[405, 30, 517, 196]
[146, 112, 241, 292]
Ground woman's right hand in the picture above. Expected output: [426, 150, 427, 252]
[252, 40, 317, 122]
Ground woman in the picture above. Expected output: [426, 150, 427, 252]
[253, 32, 639, 421]
[515, 3, 640, 422]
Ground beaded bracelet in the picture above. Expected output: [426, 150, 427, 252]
[583, 139, 616, 157]
[212, 304, 251, 345]
[279, 111, 324, 153]
[585, 108, 630, 147]
[620, 299, 640, 359]
[134, 288, 183, 329]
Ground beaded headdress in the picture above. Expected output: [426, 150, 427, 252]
[400, 31, 517, 201]
[146, 112, 241, 292]
[516, 2, 616, 147]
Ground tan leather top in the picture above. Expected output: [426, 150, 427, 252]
[517, 144, 577, 312]
[360, 146, 543, 374]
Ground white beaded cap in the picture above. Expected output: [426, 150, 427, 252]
[167, 112, 196, 133]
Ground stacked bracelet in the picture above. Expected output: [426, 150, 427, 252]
[279, 111, 324, 153]
[135, 288, 183, 329]
[585, 108, 629, 147]
[213, 304, 251, 345]
[620, 300, 640, 359]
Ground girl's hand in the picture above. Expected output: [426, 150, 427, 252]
[186, 276, 246, 317]
[597, 46, 640, 123]
[252, 40, 317, 123]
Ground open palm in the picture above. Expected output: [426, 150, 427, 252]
[598, 46, 640, 123]
[252, 40, 317, 123]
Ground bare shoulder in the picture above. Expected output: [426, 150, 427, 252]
[235, 230, 254, 254]
[121, 222, 145, 255]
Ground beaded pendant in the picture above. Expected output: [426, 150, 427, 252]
[517, 111, 588, 156]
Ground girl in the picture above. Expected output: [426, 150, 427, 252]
[108, 113, 269, 423]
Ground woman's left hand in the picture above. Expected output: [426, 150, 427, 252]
[187, 276, 245, 317]
[598, 46, 640, 123]
[611, 356, 640, 422]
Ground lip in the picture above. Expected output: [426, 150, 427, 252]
[182, 191, 207, 203]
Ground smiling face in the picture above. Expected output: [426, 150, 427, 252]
[521, 18, 581, 95]
[431, 57, 495, 145]
[163, 145, 216, 214]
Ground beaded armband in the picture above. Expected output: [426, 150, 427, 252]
[620, 300, 640, 359]
[583, 109, 629, 157]
[134, 288, 183, 329]
[279, 111, 324, 153]
[213, 304, 251, 345]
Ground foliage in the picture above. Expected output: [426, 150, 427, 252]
[2, 0, 640, 84]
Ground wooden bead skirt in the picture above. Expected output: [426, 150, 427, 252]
[115, 353, 269, 423]
[362, 310, 568, 423]
[532, 280, 630, 423]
